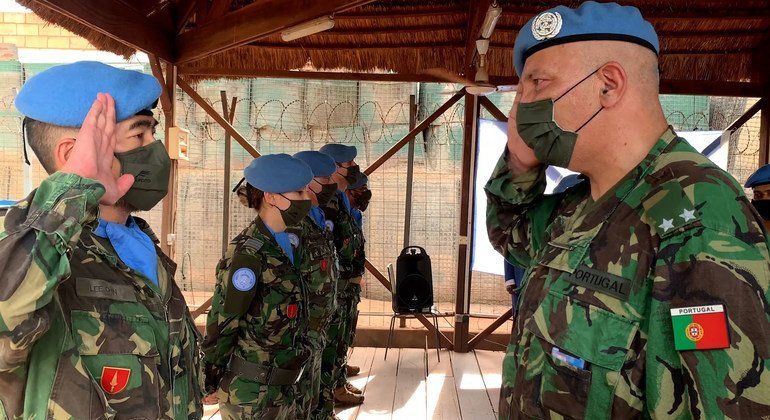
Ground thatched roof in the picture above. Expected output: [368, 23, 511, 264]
[17, 0, 770, 91]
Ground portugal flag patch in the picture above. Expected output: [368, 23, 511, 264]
[670, 305, 729, 351]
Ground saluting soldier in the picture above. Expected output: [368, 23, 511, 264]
[202, 154, 314, 419]
[290, 150, 342, 419]
[0, 62, 203, 419]
[318, 144, 366, 407]
[486, 2, 770, 418]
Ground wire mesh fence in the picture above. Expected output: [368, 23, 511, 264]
[0, 60, 765, 333]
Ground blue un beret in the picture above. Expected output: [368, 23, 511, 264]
[293, 150, 337, 177]
[745, 164, 770, 188]
[513, 1, 659, 76]
[319, 143, 357, 163]
[244, 154, 313, 193]
[348, 173, 369, 190]
[15, 61, 161, 127]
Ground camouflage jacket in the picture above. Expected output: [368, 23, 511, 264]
[287, 214, 339, 349]
[0, 172, 203, 420]
[486, 128, 770, 419]
[202, 217, 310, 402]
[322, 192, 365, 282]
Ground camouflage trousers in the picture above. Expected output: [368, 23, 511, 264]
[217, 372, 299, 420]
[336, 283, 362, 386]
[498, 343, 517, 420]
[314, 287, 349, 419]
[296, 344, 324, 419]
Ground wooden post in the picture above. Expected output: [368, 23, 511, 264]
[454, 93, 480, 353]
[220, 92, 238, 255]
[400, 94, 418, 329]
[160, 63, 178, 258]
[760, 96, 770, 166]
[403, 94, 417, 247]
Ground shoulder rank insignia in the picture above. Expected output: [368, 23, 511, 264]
[642, 180, 700, 237]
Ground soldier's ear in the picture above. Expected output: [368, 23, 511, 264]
[53, 137, 77, 170]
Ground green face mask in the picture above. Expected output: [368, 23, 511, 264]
[516, 68, 603, 168]
[114, 140, 171, 211]
[343, 165, 361, 185]
[277, 194, 312, 226]
[314, 181, 337, 207]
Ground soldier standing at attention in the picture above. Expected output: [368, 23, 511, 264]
[486, 2, 770, 418]
[346, 173, 371, 228]
[745, 164, 770, 230]
[202, 154, 313, 419]
[318, 143, 367, 407]
[291, 150, 341, 419]
[0, 62, 203, 419]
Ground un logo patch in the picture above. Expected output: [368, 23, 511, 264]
[232, 267, 257, 291]
[532, 11, 562, 41]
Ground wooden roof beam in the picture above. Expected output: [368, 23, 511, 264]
[463, 0, 493, 73]
[174, 0, 197, 34]
[33, 0, 173, 61]
[175, 0, 377, 65]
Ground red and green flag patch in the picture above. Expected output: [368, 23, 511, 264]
[670, 304, 729, 351]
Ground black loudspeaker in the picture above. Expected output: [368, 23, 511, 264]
[395, 246, 433, 313]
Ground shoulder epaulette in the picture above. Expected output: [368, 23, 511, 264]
[642, 179, 700, 238]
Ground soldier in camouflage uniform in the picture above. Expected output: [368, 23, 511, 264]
[290, 151, 341, 419]
[319, 144, 367, 407]
[745, 164, 770, 230]
[0, 62, 203, 419]
[203, 154, 314, 419]
[344, 172, 371, 367]
[486, 3, 770, 419]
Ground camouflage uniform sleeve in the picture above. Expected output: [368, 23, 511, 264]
[646, 204, 770, 417]
[484, 150, 559, 268]
[202, 247, 261, 394]
[0, 172, 104, 365]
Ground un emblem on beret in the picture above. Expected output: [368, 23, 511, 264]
[532, 11, 562, 41]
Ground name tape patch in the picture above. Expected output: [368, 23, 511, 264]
[566, 266, 633, 300]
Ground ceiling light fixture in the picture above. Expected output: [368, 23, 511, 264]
[281, 16, 335, 42]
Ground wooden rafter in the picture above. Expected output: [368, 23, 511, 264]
[179, 66, 763, 98]
[148, 55, 172, 114]
[176, 77, 260, 158]
[175, 0, 377, 64]
[463, 0, 492, 73]
[365, 91, 464, 175]
[174, 0, 197, 34]
[32, 0, 173, 61]
[205, 0, 234, 22]
[467, 309, 512, 350]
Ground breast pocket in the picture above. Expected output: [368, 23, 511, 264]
[524, 290, 639, 419]
[71, 310, 162, 419]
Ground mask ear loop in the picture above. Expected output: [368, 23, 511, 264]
[21, 118, 30, 165]
[555, 67, 601, 102]
[576, 107, 603, 133]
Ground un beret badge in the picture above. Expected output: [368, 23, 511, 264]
[532, 11, 562, 41]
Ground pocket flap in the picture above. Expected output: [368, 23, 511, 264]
[524, 291, 638, 371]
[71, 310, 159, 357]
